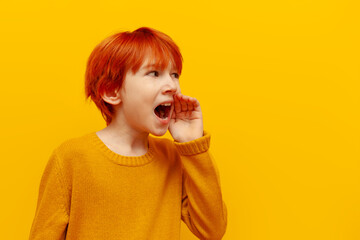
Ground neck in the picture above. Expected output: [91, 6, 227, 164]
[96, 119, 149, 157]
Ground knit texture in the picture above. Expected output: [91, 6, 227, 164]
[29, 131, 227, 240]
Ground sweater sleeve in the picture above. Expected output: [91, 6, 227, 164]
[174, 132, 228, 240]
[29, 150, 70, 240]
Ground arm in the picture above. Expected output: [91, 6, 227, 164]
[175, 132, 227, 240]
[29, 150, 70, 240]
[170, 92, 227, 239]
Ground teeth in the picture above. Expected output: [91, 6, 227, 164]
[161, 103, 171, 106]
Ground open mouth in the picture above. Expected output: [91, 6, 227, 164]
[154, 103, 172, 119]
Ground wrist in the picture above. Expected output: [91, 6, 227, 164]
[174, 131, 204, 143]
[174, 131, 210, 155]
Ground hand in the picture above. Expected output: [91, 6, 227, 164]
[169, 92, 204, 143]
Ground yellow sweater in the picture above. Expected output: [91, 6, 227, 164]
[29, 131, 227, 240]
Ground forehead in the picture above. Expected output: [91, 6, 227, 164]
[139, 57, 176, 71]
[127, 41, 181, 73]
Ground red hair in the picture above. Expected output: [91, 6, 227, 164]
[85, 27, 183, 125]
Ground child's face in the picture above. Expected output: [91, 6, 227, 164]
[117, 58, 180, 136]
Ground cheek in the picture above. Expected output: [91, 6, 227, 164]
[129, 96, 154, 116]
[175, 81, 181, 93]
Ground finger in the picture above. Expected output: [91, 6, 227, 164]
[174, 93, 181, 113]
[180, 94, 188, 112]
[170, 107, 176, 119]
[191, 97, 201, 111]
[187, 97, 194, 112]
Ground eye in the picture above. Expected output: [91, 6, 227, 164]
[147, 71, 159, 77]
[171, 73, 179, 79]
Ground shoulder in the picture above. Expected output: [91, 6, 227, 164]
[44, 133, 97, 186]
[52, 132, 96, 162]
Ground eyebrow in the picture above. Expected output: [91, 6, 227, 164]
[143, 64, 158, 69]
[142, 63, 178, 73]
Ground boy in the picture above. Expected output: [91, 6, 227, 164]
[29, 27, 227, 240]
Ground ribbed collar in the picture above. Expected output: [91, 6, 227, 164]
[88, 132, 155, 167]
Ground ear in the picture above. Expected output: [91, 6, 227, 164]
[101, 88, 121, 105]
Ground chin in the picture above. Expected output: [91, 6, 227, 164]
[150, 128, 168, 137]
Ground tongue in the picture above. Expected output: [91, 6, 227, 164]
[155, 105, 168, 119]
[159, 109, 166, 118]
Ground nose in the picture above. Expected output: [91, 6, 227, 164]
[163, 75, 179, 95]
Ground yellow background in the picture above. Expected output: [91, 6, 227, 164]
[1, 0, 359, 239]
